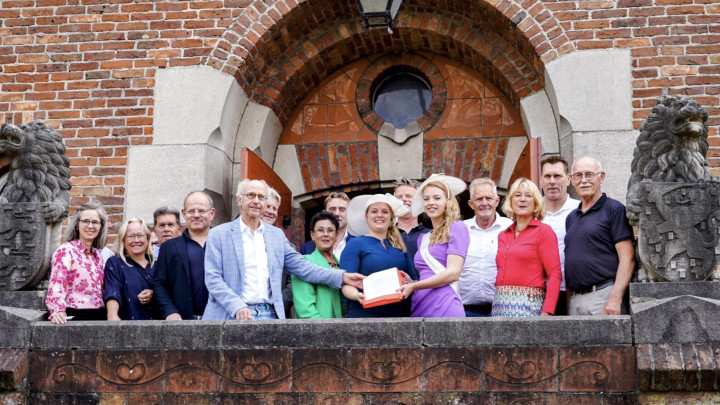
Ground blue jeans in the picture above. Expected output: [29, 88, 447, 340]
[247, 303, 278, 320]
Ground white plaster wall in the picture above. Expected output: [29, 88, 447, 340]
[545, 49, 633, 132]
[498, 136, 529, 190]
[273, 145, 306, 197]
[125, 144, 232, 224]
[520, 90, 559, 155]
[127, 66, 251, 224]
[378, 133, 424, 181]
[154, 66, 246, 149]
[233, 103, 283, 166]
[569, 131, 636, 204]
[544, 49, 637, 202]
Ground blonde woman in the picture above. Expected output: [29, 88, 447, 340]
[341, 194, 417, 318]
[103, 218, 158, 320]
[400, 174, 469, 318]
[493, 177, 562, 317]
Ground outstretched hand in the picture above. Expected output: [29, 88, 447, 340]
[342, 272, 364, 288]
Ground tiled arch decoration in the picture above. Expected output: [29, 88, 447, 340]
[278, 54, 526, 192]
[207, 0, 571, 124]
[279, 54, 526, 245]
[355, 53, 446, 134]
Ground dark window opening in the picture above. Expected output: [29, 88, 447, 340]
[372, 73, 431, 129]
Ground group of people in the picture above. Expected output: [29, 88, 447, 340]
[45, 154, 635, 323]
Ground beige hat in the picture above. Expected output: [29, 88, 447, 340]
[346, 193, 410, 236]
[411, 173, 467, 217]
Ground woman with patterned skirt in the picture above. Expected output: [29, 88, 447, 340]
[493, 177, 562, 317]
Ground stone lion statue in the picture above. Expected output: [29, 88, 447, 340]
[626, 96, 720, 282]
[627, 95, 711, 223]
[0, 121, 71, 290]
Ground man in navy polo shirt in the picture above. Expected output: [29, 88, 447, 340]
[564, 156, 635, 315]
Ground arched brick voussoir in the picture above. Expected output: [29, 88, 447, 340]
[211, 17, 542, 125]
[206, 0, 565, 123]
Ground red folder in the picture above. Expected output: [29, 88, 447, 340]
[362, 268, 404, 309]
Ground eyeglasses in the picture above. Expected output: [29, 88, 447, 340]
[125, 234, 147, 241]
[242, 193, 268, 201]
[79, 219, 102, 228]
[185, 209, 210, 216]
[570, 172, 602, 182]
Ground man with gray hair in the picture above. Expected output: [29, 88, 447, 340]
[459, 178, 512, 317]
[565, 156, 634, 315]
[152, 206, 182, 256]
[393, 177, 430, 262]
[203, 179, 364, 320]
[261, 187, 281, 226]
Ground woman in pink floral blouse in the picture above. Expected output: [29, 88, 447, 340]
[46, 203, 109, 324]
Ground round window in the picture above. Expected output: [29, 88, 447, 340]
[372, 73, 432, 129]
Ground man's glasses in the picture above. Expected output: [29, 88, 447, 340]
[242, 193, 268, 201]
[570, 172, 602, 182]
[79, 219, 102, 228]
[185, 209, 210, 216]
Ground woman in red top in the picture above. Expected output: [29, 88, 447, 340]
[492, 177, 562, 317]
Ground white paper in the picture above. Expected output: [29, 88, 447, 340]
[362, 267, 400, 301]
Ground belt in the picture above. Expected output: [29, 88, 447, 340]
[464, 303, 493, 314]
[573, 279, 615, 295]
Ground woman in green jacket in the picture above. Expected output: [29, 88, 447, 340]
[292, 211, 344, 318]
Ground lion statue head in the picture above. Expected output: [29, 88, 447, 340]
[0, 121, 72, 223]
[626, 95, 711, 225]
[631, 95, 709, 183]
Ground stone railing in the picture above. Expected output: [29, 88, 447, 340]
[2, 282, 720, 404]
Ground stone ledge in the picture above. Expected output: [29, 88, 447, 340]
[423, 316, 632, 347]
[637, 343, 719, 391]
[23, 317, 632, 350]
[630, 281, 720, 302]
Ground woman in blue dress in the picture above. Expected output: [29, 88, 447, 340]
[341, 194, 417, 318]
[103, 218, 158, 320]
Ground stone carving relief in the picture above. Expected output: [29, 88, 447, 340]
[34, 348, 622, 394]
[626, 95, 720, 282]
[0, 122, 71, 290]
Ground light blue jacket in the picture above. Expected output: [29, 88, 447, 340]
[202, 218, 344, 320]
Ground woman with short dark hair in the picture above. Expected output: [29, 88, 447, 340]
[292, 211, 343, 319]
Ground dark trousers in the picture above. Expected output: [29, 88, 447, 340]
[65, 307, 106, 321]
[553, 290, 568, 316]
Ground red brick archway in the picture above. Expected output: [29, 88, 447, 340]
[207, 0, 572, 124]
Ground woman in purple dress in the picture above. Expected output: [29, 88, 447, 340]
[400, 174, 469, 318]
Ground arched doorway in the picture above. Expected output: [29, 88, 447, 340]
[277, 53, 530, 245]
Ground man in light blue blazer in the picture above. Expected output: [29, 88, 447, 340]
[202, 179, 364, 320]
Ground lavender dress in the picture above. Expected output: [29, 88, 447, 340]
[411, 221, 469, 318]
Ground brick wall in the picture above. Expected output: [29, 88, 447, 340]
[1, 0, 718, 226]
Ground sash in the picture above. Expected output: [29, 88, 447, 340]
[419, 234, 460, 296]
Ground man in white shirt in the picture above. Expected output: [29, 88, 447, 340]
[460, 178, 512, 317]
[202, 180, 363, 320]
[540, 156, 580, 315]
